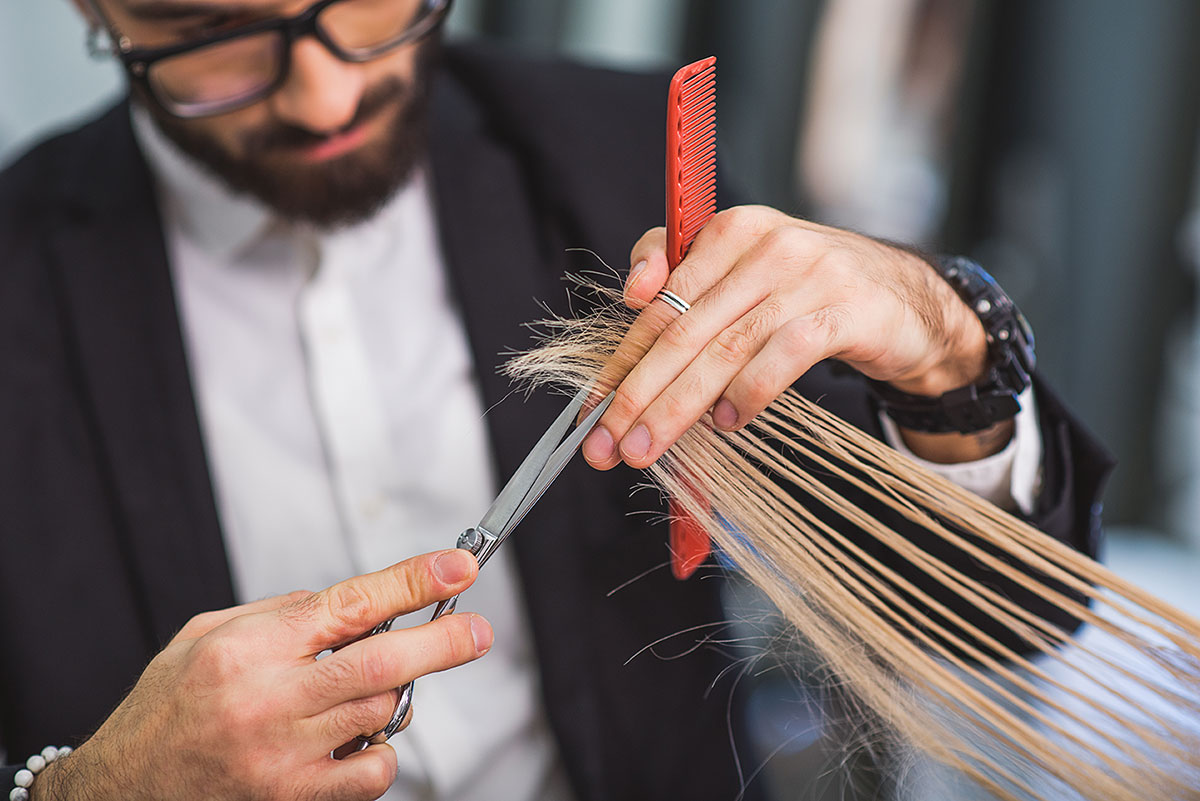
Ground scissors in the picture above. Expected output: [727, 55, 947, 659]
[348, 384, 616, 751]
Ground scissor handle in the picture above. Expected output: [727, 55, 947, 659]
[340, 527, 491, 754]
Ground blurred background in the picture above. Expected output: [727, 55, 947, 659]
[5, 0, 1198, 798]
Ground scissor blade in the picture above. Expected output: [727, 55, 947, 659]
[476, 385, 594, 538]
[497, 390, 615, 540]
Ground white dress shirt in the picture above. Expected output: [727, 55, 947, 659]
[879, 386, 1043, 516]
[133, 110, 574, 801]
[131, 101, 1042, 801]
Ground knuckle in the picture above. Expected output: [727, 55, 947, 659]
[440, 620, 468, 664]
[325, 582, 378, 635]
[399, 560, 431, 607]
[660, 261, 702, 303]
[778, 312, 832, 357]
[712, 325, 755, 365]
[759, 225, 798, 254]
[658, 392, 705, 446]
[608, 386, 646, 426]
[753, 299, 787, 333]
[188, 631, 245, 682]
[763, 227, 821, 270]
[659, 312, 700, 352]
[306, 653, 358, 701]
[441, 617, 476, 665]
[813, 244, 866, 286]
[277, 590, 321, 629]
[367, 691, 398, 724]
[741, 367, 779, 410]
[178, 609, 222, 639]
[710, 301, 782, 367]
[282, 589, 314, 605]
[631, 226, 666, 258]
[331, 694, 393, 740]
[657, 386, 693, 428]
[776, 316, 818, 353]
[812, 304, 849, 344]
[357, 643, 390, 689]
[696, 273, 734, 308]
[709, 205, 757, 238]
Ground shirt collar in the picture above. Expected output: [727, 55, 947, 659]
[131, 106, 274, 261]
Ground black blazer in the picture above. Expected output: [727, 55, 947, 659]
[0, 43, 1112, 800]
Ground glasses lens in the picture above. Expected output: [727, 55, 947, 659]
[148, 31, 285, 115]
[318, 0, 446, 58]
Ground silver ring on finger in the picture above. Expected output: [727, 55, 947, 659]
[655, 289, 691, 314]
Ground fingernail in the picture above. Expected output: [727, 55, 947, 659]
[713, 398, 739, 430]
[626, 259, 648, 294]
[470, 615, 493, 654]
[434, 551, 471, 584]
[620, 424, 651, 461]
[583, 426, 615, 463]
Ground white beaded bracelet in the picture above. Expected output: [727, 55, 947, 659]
[10, 746, 70, 801]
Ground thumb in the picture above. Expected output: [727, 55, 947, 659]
[626, 228, 671, 309]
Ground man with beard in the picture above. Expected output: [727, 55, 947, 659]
[0, 0, 1110, 800]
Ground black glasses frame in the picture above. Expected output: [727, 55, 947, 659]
[88, 0, 451, 118]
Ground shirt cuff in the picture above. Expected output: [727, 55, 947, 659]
[878, 387, 1043, 515]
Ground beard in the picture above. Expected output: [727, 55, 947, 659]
[139, 41, 438, 229]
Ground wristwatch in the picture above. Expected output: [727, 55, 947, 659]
[869, 255, 1036, 434]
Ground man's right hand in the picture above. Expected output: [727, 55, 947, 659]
[33, 549, 492, 801]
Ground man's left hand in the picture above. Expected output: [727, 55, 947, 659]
[581, 205, 1006, 469]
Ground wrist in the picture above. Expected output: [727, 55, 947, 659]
[870, 255, 1035, 434]
[27, 759, 60, 801]
[890, 284, 990, 397]
[28, 752, 81, 801]
[12, 746, 73, 801]
[898, 418, 1015, 463]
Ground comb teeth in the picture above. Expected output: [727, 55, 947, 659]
[666, 57, 717, 268]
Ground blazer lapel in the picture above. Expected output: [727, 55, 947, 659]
[428, 68, 610, 799]
[45, 105, 235, 647]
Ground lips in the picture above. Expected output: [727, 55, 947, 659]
[292, 114, 381, 163]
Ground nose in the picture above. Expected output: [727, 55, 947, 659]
[268, 37, 364, 133]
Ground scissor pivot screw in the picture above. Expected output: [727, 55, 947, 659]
[457, 528, 484, 553]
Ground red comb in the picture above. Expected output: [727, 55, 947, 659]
[666, 56, 717, 270]
[665, 56, 716, 580]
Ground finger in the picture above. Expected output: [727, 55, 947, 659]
[280, 549, 479, 652]
[174, 590, 314, 642]
[614, 274, 777, 468]
[626, 227, 669, 309]
[617, 248, 855, 465]
[327, 691, 401, 761]
[716, 311, 844, 431]
[616, 296, 789, 468]
[584, 207, 784, 469]
[586, 248, 785, 471]
[329, 700, 414, 762]
[315, 742, 398, 801]
[298, 613, 493, 712]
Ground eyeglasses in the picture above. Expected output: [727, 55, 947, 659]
[88, 0, 451, 118]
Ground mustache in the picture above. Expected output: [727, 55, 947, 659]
[239, 75, 410, 154]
